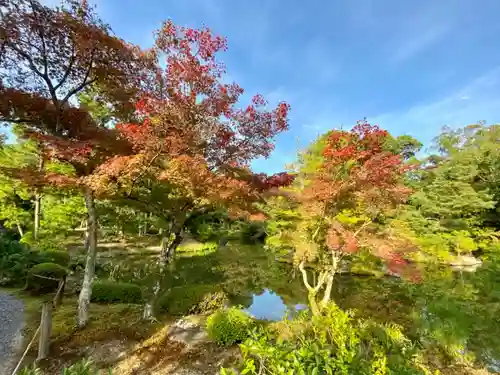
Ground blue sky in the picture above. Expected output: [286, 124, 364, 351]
[42, 0, 500, 173]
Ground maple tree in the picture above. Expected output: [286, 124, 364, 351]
[86, 20, 293, 318]
[271, 121, 414, 315]
[0, 0, 155, 326]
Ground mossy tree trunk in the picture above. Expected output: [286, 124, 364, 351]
[78, 187, 98, 328]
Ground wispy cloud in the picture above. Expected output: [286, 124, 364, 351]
[371, 67, 500, 142]
[391, 24, 449, 63]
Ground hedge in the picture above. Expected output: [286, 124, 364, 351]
[30, 250, 70, 266]
[91, 280, 143, 304]
[26, 262, 67, 293]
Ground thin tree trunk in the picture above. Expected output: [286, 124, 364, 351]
[308, 292, 320, 316]
[33, 153, 44, 241]
[143, 224, 183, 320]
[33, 193, 41, 240]
[78, 187, 97, 328]
[320, 274, 334, 307]
[16, 220, 24, 237]
[320, 254, 338, 308]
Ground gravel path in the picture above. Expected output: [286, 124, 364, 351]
[0, 292, 25, 375]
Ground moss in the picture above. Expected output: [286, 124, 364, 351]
[50, 300, 154, 346]
[158, 284, 223, 315]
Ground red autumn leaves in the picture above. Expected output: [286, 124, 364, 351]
[304, 120, 417, 279]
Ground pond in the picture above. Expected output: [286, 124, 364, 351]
[217, 246, 500, 372]
[244, 289, 308, 320]
[111, 244, 500, 372]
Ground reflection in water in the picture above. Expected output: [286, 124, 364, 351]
[244, 289, 308, 320]
[117, 244, 500, 371]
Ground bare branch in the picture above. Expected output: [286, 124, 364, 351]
[61, 48, 97, 105]
[298, 261, 313, 292]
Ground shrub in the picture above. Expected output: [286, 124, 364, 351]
[91, 280, 142, 304]
[206, 307, 253, 346]
[158, 284, 221, 315]
[30, 249, 70, 266]
[222, 304, 432, 374]
[27, 262, 67, 293]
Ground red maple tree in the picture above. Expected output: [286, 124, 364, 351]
[91, 20, 293, 261]
[292, 121, 415, 315]
[0, 0, 156, 326]
[85, 20, 293, 318]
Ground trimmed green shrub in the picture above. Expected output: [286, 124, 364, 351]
[27, 262, 67, 293]
[158, 284, 221, 315]
[30, 249, 70, 266]
[91, 280, 142, 304]
[206, 307, 254, 346]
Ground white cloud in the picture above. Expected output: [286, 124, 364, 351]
[391, 24, 449, 63]
[371, 67, 500, 142]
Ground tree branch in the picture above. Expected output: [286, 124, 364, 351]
[127, 150, 161, 196]
[61, 48, 97, 105]
[298, 261, 313, 292]
[53, 43, 76, 92]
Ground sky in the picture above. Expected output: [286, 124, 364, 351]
[39, 0, 500, 173]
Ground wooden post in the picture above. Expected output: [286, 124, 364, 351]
[37, 302, 52, 361]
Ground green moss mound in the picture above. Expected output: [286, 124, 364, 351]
[206, 307, 254, 346]
[91, 280, 143, 304]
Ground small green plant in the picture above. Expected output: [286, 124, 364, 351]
[18, 365, 43, 375]
[62, 359, 103, 375]
[26, 262, 67, 293]
[206, 307, 254, 346]
[91, 280, 143, 304]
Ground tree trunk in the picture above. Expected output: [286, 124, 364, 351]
[320, 254, 338, 308]
[78, 187, 98, 328]
[320, 274, 334, 308]
[308, 292, 321, 316]
[159, 228, 183, 265]
[33, 193, 41, 240]
[142, 225, 183, 320]
[33, 152, 44, 241]
[16, 220, 24, 237]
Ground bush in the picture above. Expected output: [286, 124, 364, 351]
[30, 249, 70, 266]
[91, 280, 142, 304]
[27, 262, 67, 293]
[206, 307, 254, 346]
[223, 304, 432, 374]
[158, 284, 221, 315]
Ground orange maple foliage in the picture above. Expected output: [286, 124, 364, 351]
[303, 121, 416, 277]
[89, 20, 294, 261]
